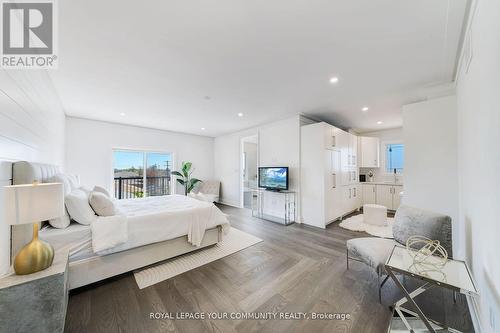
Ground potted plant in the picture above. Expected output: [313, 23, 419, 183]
[171, 162, 202, 195]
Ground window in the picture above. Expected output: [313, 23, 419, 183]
[113, 150, 172, 199]
[385, 143, 404, 173]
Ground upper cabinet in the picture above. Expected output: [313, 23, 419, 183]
[324, 124, 343, 150]
[359, 136, 380, 168]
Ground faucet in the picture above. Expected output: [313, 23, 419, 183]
[393, 168, 398, 184]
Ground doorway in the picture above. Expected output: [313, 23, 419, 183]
[241, 134, 259, 209]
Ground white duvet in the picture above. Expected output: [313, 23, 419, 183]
[91, 194, 230, 255]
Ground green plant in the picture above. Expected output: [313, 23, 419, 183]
[171, 162, 202, 195]
[133, 191, 144, 198]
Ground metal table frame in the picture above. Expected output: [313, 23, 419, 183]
[385, 245, 479, 333]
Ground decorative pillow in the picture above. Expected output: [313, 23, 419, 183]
[65, 189, 97, 225]
[89, 191, 116, 216]
[93, 185, 111, 198]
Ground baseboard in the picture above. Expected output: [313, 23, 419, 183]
[217, 200, 241, 208]
[467, 295, 482, 333]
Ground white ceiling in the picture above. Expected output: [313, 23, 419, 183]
[51, 0, 468, 137]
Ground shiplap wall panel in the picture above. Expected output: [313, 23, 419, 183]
[0, 161, 12, 275]
[0, 69, 65, 275]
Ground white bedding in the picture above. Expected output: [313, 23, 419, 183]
[40, 223, 94, 261]
[40, 194, 230, 260]
[104, 194, 229, 253]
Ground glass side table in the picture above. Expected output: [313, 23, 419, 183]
[251, 189, 296, 225]
[385, 245, 479, 333]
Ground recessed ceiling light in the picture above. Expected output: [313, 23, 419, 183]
[362, 106, 369, 111]
[377, 121, 383, 125]
[119, 112, 126, 116]
[237, 113, 244, 117]
[329, 77, 339, 84]
[201, 127, 206, 130]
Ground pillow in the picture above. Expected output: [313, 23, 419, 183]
[93, 185, 110, 198]
[199, 192, 217, 203]
[89, 191, 116, 216]
[65, 189, 97, 225]
[48, 174, 72, 196]
[49, 208, 71, 229]
[66, 174, 80, 191]
[79, 186, 91, 196]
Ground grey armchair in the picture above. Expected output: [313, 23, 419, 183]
[346, 205, 452, 302]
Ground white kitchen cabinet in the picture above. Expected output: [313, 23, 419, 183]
[301, 122, 344, 228]
[325, 150, 342, 222]
[338, 130, 351, 186]
[375, 184, 403, 210]
[359, 136, 380, 168]
[376, 185, 393, 208]
[301, 122, 361, 228]
[349, 133, 358, 168]
[324, 123, 343, 150]
[353, 184, 361, 208]
[392, 185, 403, 210]
[362, 184, 377, 204]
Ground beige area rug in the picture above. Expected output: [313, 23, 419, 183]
[339, 214, 394, 239]
[134, 227, 262, 289]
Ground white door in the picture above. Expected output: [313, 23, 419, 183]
[392, 185, 403, 210]
[376, 185, 393, 209]
[362, 184, 376, 205]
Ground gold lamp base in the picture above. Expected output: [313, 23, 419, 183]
[14, 223, 54, 275]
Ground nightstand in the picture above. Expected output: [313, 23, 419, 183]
[0, 248, 69, 333]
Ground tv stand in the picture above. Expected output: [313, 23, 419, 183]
[251, 189, 296, 225]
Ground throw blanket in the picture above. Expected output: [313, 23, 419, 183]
[90, 215, 128, 253]
[188, 205, 215, 246]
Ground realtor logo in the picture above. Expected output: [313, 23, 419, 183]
[1, 0, 57, 68]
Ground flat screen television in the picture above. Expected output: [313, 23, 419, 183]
[258, 167, 289, 191]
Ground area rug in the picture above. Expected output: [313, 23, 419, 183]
[133, 227, 262, 289]
[339, 214, 394, 239]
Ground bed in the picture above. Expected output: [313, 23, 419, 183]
[10, 161, 229, 289]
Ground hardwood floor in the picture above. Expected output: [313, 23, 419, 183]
[65, 205, 474, 333]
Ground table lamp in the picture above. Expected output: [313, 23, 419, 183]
[2, 182, 64, 275]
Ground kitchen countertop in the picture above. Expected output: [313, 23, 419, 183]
[360, 182, 404, 186]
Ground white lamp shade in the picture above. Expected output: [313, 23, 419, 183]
[2, 183, 64, 225]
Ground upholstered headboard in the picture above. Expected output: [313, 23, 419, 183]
[11, 161, 61, 262]
[12, 161, 60, 185]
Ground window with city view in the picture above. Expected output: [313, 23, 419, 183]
[113, 150, 172, 199]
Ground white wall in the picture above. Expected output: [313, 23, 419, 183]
[65, 117, 214, 195]
[0, 70, 66, 275]
[402, 95, 458, 253]
[456, 1, 500, 331]
[214, 116, 301, 211]
[359, 127, 404, 183]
